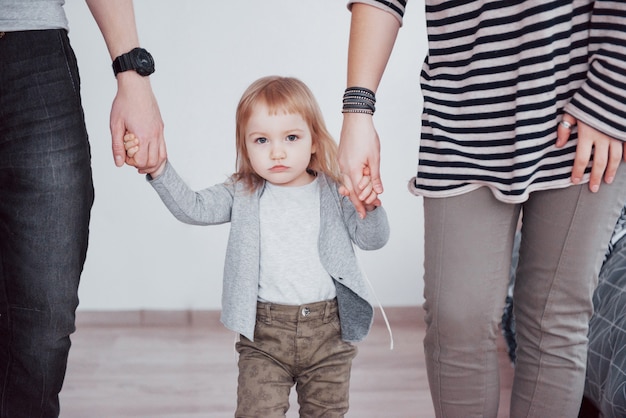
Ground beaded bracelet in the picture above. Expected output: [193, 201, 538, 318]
[342, 86, 376, 115]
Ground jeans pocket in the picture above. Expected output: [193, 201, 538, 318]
[328, 316, 342, 333]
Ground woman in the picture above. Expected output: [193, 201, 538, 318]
[338, 1, 626, 417]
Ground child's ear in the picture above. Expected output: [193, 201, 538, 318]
[311, 141, 317, 154]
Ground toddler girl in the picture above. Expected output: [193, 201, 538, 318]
[124, 75, 389, 417]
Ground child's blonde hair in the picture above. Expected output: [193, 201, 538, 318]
[234, 76, 341, 191]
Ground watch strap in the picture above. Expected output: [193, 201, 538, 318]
[112, 51, 135, 76]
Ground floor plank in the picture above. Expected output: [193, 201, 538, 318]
[61, 307, 513, 417]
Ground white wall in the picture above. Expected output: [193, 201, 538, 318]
[64, 0, 427, 311]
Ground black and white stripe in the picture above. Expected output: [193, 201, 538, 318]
[350, 0, 626, 203]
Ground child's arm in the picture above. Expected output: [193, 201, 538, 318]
[342, 195, 390, 251]
[124, 131, 235, 225]
[124, 132, 166, 178]
[337, 177, 389, 250]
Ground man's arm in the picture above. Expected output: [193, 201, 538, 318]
[339, 3, 400, 218]
[86, 0, 166, 173]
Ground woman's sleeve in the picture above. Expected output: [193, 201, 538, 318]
[564, 1, 626, 141]
[347, 0, 406, 26]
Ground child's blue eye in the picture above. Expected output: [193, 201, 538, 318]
[286, 135, 298, 142]
[255, 137, 268, 144]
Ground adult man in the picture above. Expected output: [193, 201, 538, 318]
[0, 1, 166, 416]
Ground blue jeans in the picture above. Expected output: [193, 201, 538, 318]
[0, 30, 94, 417]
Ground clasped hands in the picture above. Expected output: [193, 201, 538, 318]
[110, 73, 167, 175]
[338, 165, 382, 219]
[123, 132, 166, 178]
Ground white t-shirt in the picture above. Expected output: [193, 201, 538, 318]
[257, 178, 336, 305]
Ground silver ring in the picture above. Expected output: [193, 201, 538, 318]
[560, 120, 573, 129]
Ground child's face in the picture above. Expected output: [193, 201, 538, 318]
[245, 103, 316, 187]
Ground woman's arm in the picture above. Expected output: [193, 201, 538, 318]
[559, 0, 626, 192]
[339, 3, 401, 218]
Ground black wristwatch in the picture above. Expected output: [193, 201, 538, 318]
[112, 47, 155, 77]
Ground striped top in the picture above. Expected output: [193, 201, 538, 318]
[349, 0, 626, 203]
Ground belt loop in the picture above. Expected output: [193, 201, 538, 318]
[323, 300, 332, 323]
[258, 302, 272, 325]
[264, 303, 272, 325]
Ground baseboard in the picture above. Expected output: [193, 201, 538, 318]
[75, 306, 424, 328]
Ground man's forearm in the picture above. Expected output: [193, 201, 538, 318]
[85, 0, 140, 59]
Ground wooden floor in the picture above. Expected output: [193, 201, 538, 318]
[60, 307, 514, 417]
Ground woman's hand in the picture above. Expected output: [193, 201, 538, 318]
[557, 114, 625, 192]
[338, 113, 383, 218]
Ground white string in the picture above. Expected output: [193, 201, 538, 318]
[356, 249, 394, 350]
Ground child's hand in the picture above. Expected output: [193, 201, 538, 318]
[124, 132, 166, 178]
[339, 174, 381, 213]
[356, 166, 380, 211]
[358, 177, 381, 212]
[123, 132, 140, 159]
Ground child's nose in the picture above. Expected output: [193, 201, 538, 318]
[271, 145, 286, 160]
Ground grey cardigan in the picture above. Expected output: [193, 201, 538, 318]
[149, 162, 390, 342]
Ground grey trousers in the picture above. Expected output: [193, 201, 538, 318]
[235, 299, 357, 418]
[422, 167, 626, 418]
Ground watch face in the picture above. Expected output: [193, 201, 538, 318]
[133, 48, 155, 76]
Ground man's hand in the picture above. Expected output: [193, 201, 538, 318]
[110, 72, 166, 174]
